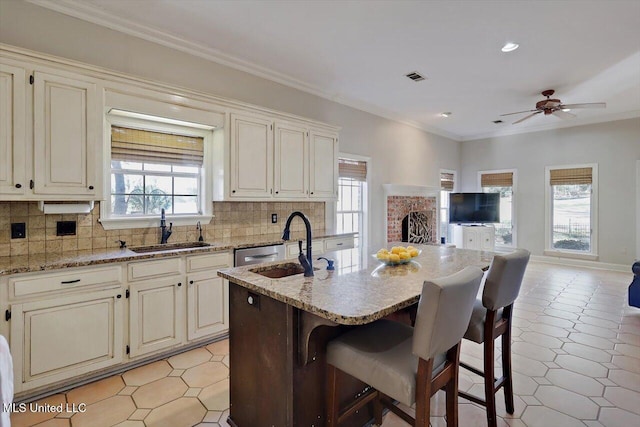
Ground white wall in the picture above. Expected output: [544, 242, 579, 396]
[460, 118, 640, 265]
[0, 0, 460, 253]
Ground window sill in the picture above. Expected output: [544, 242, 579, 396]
[543, 249, 598, 262]
[99, 214, 213, 230]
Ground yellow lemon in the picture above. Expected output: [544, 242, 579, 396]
[409, 249, 419, 257]
[389, 254, 400, 262]
[391, 246, 404, 254]
[376, 252, 389, 260]
[407, 246, 415, 251]
[399, 252, 411, 260]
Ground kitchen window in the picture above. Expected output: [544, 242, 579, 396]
[336, 157, 368, 270]
[545, 164, 598, 259]
[100, 115, 213, 230]
[479, 170, 516, 248]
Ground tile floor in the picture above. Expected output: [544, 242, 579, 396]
[10, 261, 640, 427]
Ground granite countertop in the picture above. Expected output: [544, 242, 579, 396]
[0, 231, 356, 276]
[218, 244, 496, 325]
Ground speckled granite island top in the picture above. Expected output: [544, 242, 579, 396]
[0, 231, 355, 276]
[218, 244, 496, 325]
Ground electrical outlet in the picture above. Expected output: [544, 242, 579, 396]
[56, 221, 77, 236]
[271, 213, 278, 224]
[11, 223, 26, 239]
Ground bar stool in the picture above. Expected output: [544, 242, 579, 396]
[326, 266, 484, 426]
[459, 249, 530, 427]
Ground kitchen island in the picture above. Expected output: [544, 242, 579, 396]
[217, 244, 495, 427]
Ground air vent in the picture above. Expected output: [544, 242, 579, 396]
[493, 120, 504, 124]
[405, 71, 426, 82]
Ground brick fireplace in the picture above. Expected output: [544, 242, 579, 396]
[384, 185, 438, 244]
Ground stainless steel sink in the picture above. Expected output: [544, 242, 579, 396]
[130, 241, 211, 253]
[249, 262, 318, 279]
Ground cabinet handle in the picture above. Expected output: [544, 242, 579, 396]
[116, 294, 122, 299]
[275, 191, 279, 194]
[310, 192, 314, 195]
[88, 185, 94, 190]
[15, 183, 21, 189]
[336, 243, 343, 246]
[189, 280, 194, 285]
[61, 279, 81, 284]
[232, 190, 236, 194]
[177, 282, 182, 287]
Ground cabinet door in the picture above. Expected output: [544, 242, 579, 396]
[33, 70, 99, 197]
[309, 130, 338, 199]
[10, 289, 123, 393]
[274, 122, 308, 199]
[187, 271, 229, 341]
[129, 276, 185, 358]
[230, 114, 273, 198]
[0, 62, 26, 195]
[480, 227, 495, 251]
[464, 228, 480, 250]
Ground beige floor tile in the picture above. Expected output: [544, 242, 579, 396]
[598, 407, 640, 427]
[117, 386, 138, 396]
[613, 343, 640, 358]
[168, 348, 212, 369]
[569, 332, 615, 349]
[132, 377, 188, 409]
[206, 339, 229, 356]
[144, 397, 207, 427]
[546, 368, 604, 396]
[113, 422, 146, 427]
[203, 410, 223, 422]
[603, 387, 640, 416]
[611, 355, 640, 374]
[66, 375, 125, 406]
[198, 379, 230, 411]
[607, 369, 640, 392]
[554, 354, 608, 377]
[182, 361, 229, 388]
[122, 360, 172, 386]
[10, 394, 66, 427]
[521, 406, 585, 427]
[534, 385, 599, 419]
[30, 419, 70, 427]
[129, 408, 151, 420]
[70, 395, 136, 427]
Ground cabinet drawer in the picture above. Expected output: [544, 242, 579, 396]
[11, 266, 122, 297]
[324, 236, 354, 251]
[128, 258, 181, 281]
[286, 240, 324, 258]
[187, 252, 230, 272]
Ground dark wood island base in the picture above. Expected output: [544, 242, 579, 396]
[228, 282, 374, 427]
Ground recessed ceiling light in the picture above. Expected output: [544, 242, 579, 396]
[562, 108, 571, 112]
[440, 112, 452, 118]
[501, 42, 519, 53]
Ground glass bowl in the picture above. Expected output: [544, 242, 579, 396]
[372, 249, 421, 266]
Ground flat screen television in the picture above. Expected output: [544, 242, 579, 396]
[449, 192, 500, 224]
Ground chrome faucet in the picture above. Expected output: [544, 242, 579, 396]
[160, 208, 173, 244]
[282, 211, 314, 277]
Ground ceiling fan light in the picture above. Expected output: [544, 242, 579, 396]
[501, 42, 519, 53]
[562, 108, 571, 112]
[440, 112, 452, 118]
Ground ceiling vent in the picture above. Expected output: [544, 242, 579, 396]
[405, 71, 426, 82]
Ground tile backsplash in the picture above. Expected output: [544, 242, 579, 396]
[0, 201, 325, 257]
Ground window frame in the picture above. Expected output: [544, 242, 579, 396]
[544, 163, 598, 260]
[100, 114, 214, 230]
[439, 169, 457, 244]
[477, 168, 517, 249]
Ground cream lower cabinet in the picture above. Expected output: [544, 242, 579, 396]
[187, 271, 228, 340]
[451, 225, 495, 251]
[10, 289, 124, 393]
[128, 276, 185, 358]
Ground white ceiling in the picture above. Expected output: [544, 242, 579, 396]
[29, 0, 640, 141]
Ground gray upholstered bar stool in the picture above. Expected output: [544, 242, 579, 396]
[459, 249, 530, 427]
[326, 266, 484, 427]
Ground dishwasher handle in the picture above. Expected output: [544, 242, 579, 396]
[244, 253, 280, 261]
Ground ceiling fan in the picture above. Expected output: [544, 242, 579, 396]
[501, 89, 606, 124]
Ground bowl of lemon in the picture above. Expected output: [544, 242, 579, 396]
[374, 245, 421, 266]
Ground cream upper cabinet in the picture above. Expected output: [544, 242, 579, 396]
[0, 62, 26, 196]
[229, 113, 274, 198]
[309, 130, 338, 199]
[274, 122, 308, 199]
[33, 70, 100, 197]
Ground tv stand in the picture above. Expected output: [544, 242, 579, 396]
[452, 224, 495, 251]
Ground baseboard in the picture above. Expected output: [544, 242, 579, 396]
[531, 254, 630, 273]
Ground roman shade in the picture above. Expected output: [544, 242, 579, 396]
[549, 167, 592, 185]
[111, 126, 204, 167]
[440, 172, 454, 191]
[481, 172, 513, 188]
[338, 159, 367, 181]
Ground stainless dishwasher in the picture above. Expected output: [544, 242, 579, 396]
[234, 244, 285, 266]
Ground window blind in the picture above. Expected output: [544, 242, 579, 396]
[338, 159, 367, 181]
[111, 126, 204, 167]
[481, 172, 513, 187]
[549, 167, 592, 185]
[440, 172, 454, 191]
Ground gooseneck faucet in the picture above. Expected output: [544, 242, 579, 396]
[282, 211, 314, 277]
[160, 208, 173, 244]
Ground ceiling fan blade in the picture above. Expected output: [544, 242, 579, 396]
[513, 111, 541, 124]
[560, 102, 606, 109]
[500, 109, 538, 117]
[552, 110, 577, 119]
